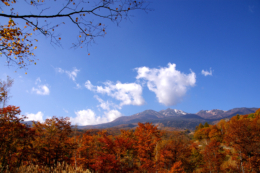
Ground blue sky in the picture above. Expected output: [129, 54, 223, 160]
[1, 0, 259, 125]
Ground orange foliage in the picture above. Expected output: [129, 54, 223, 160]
[0, 19, 37, 68]
[201, 139, 226, 172]
[1, 106, 260, 173]
[0, 106, 35, 172]
[31, 117, 76, 169]
[169, 161, 185, 173]
[134, 122, 162, 172]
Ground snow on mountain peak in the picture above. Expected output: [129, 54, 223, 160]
[173, 109, 187, 115]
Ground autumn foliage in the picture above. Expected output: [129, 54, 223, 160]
[1, 105, 260, 172]
[0, 0, 148, 69]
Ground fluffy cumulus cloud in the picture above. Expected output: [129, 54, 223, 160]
[201, 68, 213, 76]
[56, 67, 80, 81]
[136, 63, 196, 106]
[104, 110, 122, 122]
[70, 109, 122, 125]
[85, 81, 145, 107]
[23, 111, 44, 123]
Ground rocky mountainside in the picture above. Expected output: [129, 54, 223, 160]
[80, 107, 258, 130]
[196, 107, 258, 119]
[21, 107, 259, 130]
[159, 108, 187, 117]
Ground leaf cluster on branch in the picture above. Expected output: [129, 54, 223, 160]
[0, 0, 149, 69]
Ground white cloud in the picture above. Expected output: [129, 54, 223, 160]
[136, 63, 196, 106]
[95, 95, 111, 110]
[35, 77, 41, 84]
[85, 80, 94, 90]
[56, 67, 64, 73]
[94, 95, 120, 111]
[20, 109, 122, 126]
[56, 67, 80, 81]
[32, 78, 50, 95]
[86, 81, 145, 107]
[201, 68, 213, 76]
[24, 111, 44, 123]
[75, 83, 81, 89]
[70, 108, 122, 126]
[71, 109, 104, 125]
[32, 85, 50, 95]
[63, 109, 69, 113]
[104, 109, 122, 122]
[66, 68, 80, 81]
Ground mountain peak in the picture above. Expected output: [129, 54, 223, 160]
[196, 108, 258, 119]
[159, 108, 187, 117]
[80, 107, 258, 130]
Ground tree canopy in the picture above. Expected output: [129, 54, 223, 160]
[0, 0, 149, 69]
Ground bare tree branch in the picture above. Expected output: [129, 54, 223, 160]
[0, 0, 151, 69]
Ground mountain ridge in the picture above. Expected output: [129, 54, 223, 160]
[22, 107, 259, 130]
[80, 107, 258, 130]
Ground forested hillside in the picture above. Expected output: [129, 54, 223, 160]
[1, 105, 260, 172]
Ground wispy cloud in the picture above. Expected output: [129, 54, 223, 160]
[75, 83, 81, 89]
[35, 77, 41, 84]
[32, 78, 50, 95]
[56, 67, 80, 81]
[248, 5, 255, 13]
[94, 95, 120, 111]
[136, 63, 196, 106]
[63, 108, 69, 113]
[201, 68, 213, 76]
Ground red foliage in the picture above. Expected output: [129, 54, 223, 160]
[0, 106, 35, 172]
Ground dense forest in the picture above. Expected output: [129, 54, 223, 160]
[0, 104, 260, 172]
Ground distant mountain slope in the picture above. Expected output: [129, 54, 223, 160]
[21, 120, 35, 127]
[196, 107, 258, 119]
[81, 110, 210, 130]
[112, 109, 164, 124]
[196, 109, 226, 119]
[20, 107, 258, 131]
[81, 107, 258, 130]
[159, 108, 187, 117]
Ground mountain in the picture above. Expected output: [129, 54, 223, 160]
[112, 109, 164, 124]
[20, 120, 35, 127]
[80, 108, 210, 130]
[20, 107, 258, 131]
[80, 107, 258, 130]
[196, 109, 227, 119]
[159, 108, 187, 117]
[196, 107, 258, 119]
